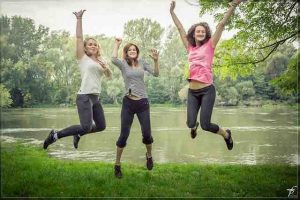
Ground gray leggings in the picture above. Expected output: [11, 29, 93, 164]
[57, 94, 106, 139]
[116, 96, 153, 148]
[187, 85, 219, 133]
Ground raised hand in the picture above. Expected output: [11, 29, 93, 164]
[149, 49, 159, 61]
[170, 1, 176, 13]
[73, 9, 86, 19]
[115, 37, 122, 46]
[97, 59, 107, 69]
[230, 0, 243, 7]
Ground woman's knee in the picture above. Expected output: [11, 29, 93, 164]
[186, 121, 196, 128]
[96, 123, 106, 132]
[81, 124, 93, 133]
[200, 121, 219, 133]
[200, 121, 210, 131]
[142, 135, 153, 145]
[116, 137, 127, 148]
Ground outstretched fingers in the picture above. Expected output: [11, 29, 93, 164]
[73, 9, 86, 18]
[115, 37, 122, 45]
[170, 1, 176, 12]
[149, 49, 159, 60]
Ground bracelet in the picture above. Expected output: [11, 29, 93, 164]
[77, 17, 82, 19]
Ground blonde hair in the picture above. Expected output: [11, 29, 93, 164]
[83, 37, 101, 57]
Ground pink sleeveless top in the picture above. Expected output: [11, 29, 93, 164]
[187, 39, 215, 84]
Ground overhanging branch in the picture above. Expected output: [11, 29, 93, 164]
[234, 42, 281, 65]
[258, 32, 298, 49]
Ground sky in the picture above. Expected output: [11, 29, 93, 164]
[0, 0, 236, 39]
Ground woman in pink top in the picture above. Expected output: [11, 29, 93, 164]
[170, 0, 243, 150]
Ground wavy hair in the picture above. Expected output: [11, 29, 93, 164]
[123, 43, 140, 66]
[187, 22, 211, 47]
[83, 37, 101, 57]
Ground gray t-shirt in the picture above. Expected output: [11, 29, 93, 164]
[78, 54, 104, 94]
[111, 57, 158, 98]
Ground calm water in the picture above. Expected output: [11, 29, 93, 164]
[0, 106, 298, 165]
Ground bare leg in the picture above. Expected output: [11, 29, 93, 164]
[145, 144, 153, 170]
[115, 146, 124, 166]
[146, 144, 152, 158]
[217, 127, 229, 139]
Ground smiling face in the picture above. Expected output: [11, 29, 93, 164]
[194, 25, 206, 42]
[123, 43, 140, 66]
[187, 22, 211, 47]
[84, 38, 100, 57]
[127, 45, 138, 59]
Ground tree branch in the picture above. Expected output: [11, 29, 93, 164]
[234, 42, 281, 65]
[281, 1, 297, 27]
[258, 32, 298, 49]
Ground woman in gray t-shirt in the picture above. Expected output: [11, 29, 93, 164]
[112, 38, 159, 178]
[43, 10, 111, 150]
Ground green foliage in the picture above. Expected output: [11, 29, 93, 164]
[0, 15, 49, 62]
[270, 51, 300, 96]
[123, 18, 164, 61]
[198, 0, 298, 64]
[224, 86, 239, 105]
[214, 39, 254, 78]
[0, 14, 297, 107]
[265, 53, 289, 79]
[0, 84, 12, 108]
[236, 80, 256, 101]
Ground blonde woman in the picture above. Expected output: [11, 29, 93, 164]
[43, 10, 111, 149]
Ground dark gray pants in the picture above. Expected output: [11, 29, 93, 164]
[187, 85, 219, 133]
[116, 96, 153, 148]
[57, 94, 106, 139]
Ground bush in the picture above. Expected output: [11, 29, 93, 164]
[0, 84, 12, 108]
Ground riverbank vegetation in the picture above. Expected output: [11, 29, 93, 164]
[1, 1, 298, 108]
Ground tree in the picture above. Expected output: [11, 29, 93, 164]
[198, 0, 298, 65]
[123, 18, 164, 60]
[235, 80, 255, 101]
[0, 84, 12, 108]
[223, 86, 239, 106]
[0, 15, 49, 62]
[160, 27, 188, 104]
[0, 15, 49, 107]
[270, 50, 299, 97]
[265, 53, 289, 79]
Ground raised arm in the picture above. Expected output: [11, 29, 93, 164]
[211, 0, 242, 48]
[170, 1, 188, 49]
[113, 38, 122, 58]
[73, 9, 86, 60]
[149, 49, 160, 77]
[111, 38, 124, 69]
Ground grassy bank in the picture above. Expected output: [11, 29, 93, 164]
[1, 142, 298, 198]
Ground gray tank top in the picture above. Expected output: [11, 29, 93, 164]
[111, 57, 158, 98]
[78, 54, 103, 94]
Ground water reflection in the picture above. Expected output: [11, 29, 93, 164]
[0, 107, 299, 165]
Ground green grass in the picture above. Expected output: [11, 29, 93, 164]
[1, 142, 298, 198]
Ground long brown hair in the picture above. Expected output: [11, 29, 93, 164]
[187, 22, 211, 47]
[123, 43, 140, 66]
[83, 37, 101, 57]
